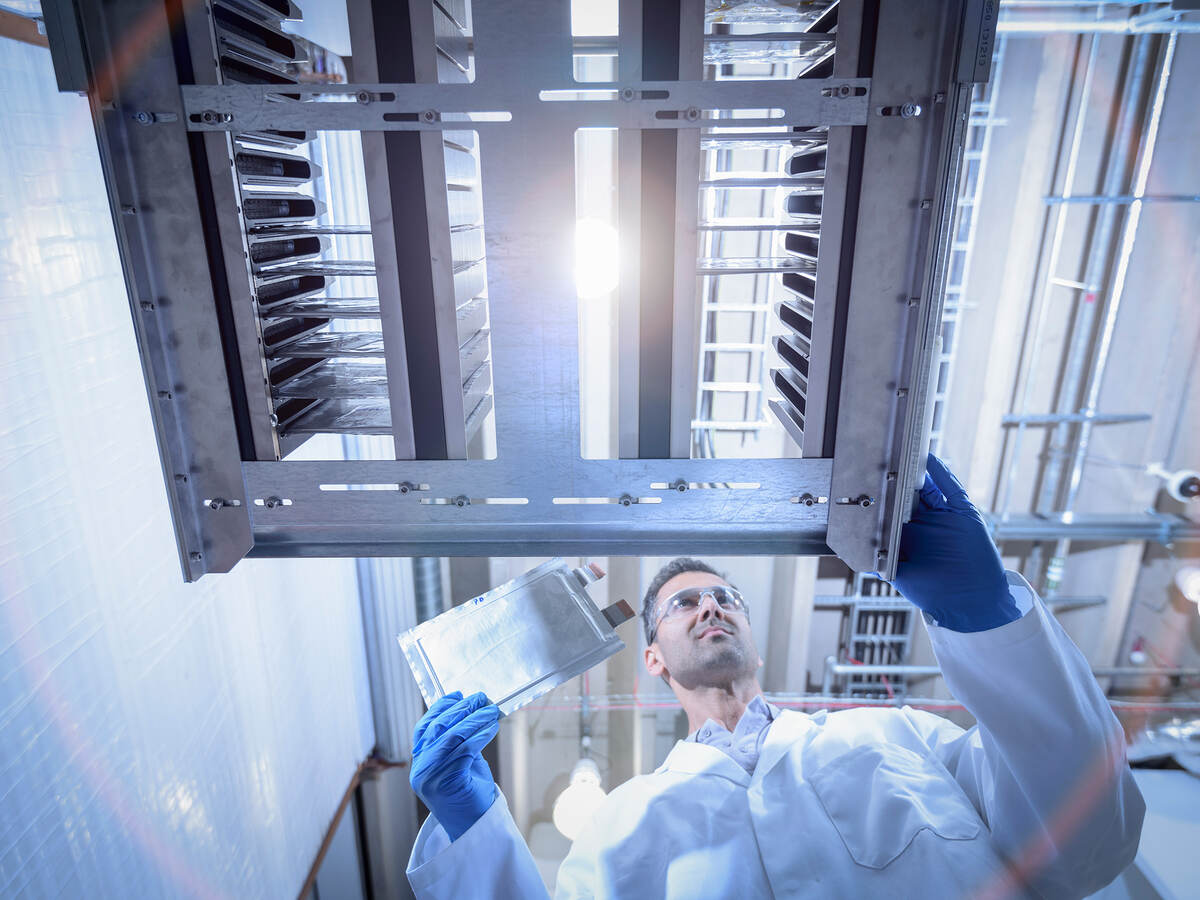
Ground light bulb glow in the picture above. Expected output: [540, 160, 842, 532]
[552, 758, 607, 840]
[1175, 567, 1200, 606]
[575, 219, 619, 300]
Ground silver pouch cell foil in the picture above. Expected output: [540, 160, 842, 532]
[398, 558, 636, 715]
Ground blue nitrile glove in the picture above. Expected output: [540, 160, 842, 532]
[890, 454, 1021, 632]
[409, 691, 501, 841]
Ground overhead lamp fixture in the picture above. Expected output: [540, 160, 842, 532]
[552, 756, 607, 840]
[1175, 566, 1200, 607]
[575, 218, 620, 299]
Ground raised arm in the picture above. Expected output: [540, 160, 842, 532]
[891, 456, 1144, 898]
[406, 693, 550, 900]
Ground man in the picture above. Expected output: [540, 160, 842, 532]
[405, 457, 1144, 898]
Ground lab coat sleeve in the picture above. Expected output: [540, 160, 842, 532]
[406, 790, 551, 900]
[906, 571, 1145, 899]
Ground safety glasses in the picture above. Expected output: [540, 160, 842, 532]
[649, 584, 749, 644]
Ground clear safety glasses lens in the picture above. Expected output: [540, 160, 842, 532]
[650, 585, 748, 641]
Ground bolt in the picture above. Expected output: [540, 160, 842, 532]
[356, 91, 371, 104]
[208, 498, 225, 510]
[860, 496, 875, 508]
[140, 300, 155, 311]
[934, 92, 946, 104]
[158, 390, 173, 400]
[901, 102, 922, 118]
[907, 296, 920, 308]
[268, 413, 279, 426]
[896, 387, 908, 398]
[620, 87, 635, 101]
[264, 496, 282, 509]
[684, 106, 700, 121]
[121, 204, 136, 215]
[798, 493, 817, 507]
[399, 481, 414, 494]
[189, 552, 203, 562]
[886, 471, 897, 482]
[421, 109, 438, 123]
[200, 110, 217, 124]
[174, 473, 188, 483]
[133, 110, 154, 125]
[919, 199, 931, 210]
[671, 479, 688, 493]
[837, 84, 852, 98]
[619, 494, 634, 507]
[453, 495, 469, 507]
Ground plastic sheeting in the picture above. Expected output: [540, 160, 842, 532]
[0, 37, 375, 899]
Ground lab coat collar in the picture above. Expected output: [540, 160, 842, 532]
[658, 708, 820, 786]
[753, 708, 821, 781]
[658, 737, 753, 787]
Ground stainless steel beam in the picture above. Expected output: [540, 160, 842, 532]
[180, 79, 873, 131]
[243, 456, 832, 557]
[70, 0, 255, 579]
[826, 0, 972, 577]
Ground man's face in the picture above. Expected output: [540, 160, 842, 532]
[643, 570, 762, 689]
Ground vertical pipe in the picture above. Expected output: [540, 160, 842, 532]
[1036, 34, 1154, 532]
[413, 556, 445, 622]
[997, 32, 1100, 518]
[1053, 32, 1176, 564]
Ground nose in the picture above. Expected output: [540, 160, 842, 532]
[696, 591, 727, 623]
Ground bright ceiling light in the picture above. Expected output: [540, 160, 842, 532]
[552, 757, 607, 840]
[575, 219, 619, 300]
[1175, 567, 1200, 606]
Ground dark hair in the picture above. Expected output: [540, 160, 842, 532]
[642, 557, 725, 645]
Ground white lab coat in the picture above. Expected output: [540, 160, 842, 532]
[407, 573, 1144, 899]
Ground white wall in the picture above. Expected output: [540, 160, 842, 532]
[0, 37, 374, 898]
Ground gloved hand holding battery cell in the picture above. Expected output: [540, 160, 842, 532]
[889, 454, 1022, 633]
[410, 691, 500, 841]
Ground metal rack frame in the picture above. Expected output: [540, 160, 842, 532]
[45, 0, 995, 578]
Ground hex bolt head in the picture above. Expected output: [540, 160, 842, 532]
[671, 479, 688, 493]
[189, 552, 203, 562]
[356, 91, 371, 104]
[208, 499, 224, 510]
[264, 496, 281, 509]
[896, 387, 908, 398]
[201, 110, 216, 124]
[619, 494, 634, 507]
[174, 473, 188, 483]
[399, 481, 414, 494]
[453, 495, 469, 507]
[421, 109, 438, 123]
[837, 84, 852, 98]
[620, 87, 635, 101]
[919, 199, 932, 210]
[901, 102, 922, 118]
[684, 107, 700, 121]
[798, 493, 816, 507]
[859, 496, 875, 508]
[133, 110, 153, 125]
[268, 413, 279, 427]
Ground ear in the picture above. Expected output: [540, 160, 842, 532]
[644, 644, 668, 680]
